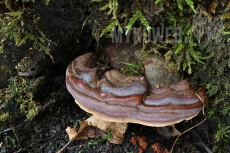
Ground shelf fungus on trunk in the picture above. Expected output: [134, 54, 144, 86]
[65, 52, 208, 144]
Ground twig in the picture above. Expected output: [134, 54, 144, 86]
[194, 139, 213, 153]
[15, 148, 22, 153]
[12, 129, 19, 145]
[38, 99, 55, 112]
[57, 126, 80, 153]
[1, 119, 29, 134]
[190, 131, 213, 153]
[170, 117, 207, 152]
[170, 92, 207, 152]
[57, 121, 87, 153]
[1, 99, 55, 134]
[57, 139, 75, 153]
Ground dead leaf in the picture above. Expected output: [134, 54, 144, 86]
[60, 122, 97, 153]
[65, 127, 78, 140]
[73, 121, 90, 140]
[65, 121, 89, 140]
[65, 120, 105, 141]
[65, 116, 128, 144]
[86, 116, 128, 144]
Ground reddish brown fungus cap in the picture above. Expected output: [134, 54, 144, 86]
[66, 52, 208, 127]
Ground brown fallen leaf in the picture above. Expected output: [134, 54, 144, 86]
[59, 116, 127, 152]
[65, 127, 78, 140]
[65, 121, 90, 140]
[59, 121, 104, 153]
[86, 115, 128, 144]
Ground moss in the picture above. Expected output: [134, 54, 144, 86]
[0, 3, 53, 61]
[120, 61, 144, 75]
[0, 76, 40, 127]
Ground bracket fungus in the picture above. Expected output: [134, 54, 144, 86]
[66, 52, 208, 128]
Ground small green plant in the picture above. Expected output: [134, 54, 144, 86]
[213, 122, 230, 153]
[215, 123, 230, 141]
[79, 139, 104, 153]
[125, 10, 151, 35]
[120, 61, 143, 75]
[104, 129, 112, 141]
[92, 0, 122, 37]
[165, 39, 213, 74]
[70, 119, 81, 127]
[78, 128, 112, 153]
[155, 0, 196, 13]
[91, 0, 151, 37]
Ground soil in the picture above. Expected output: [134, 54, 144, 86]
[0, 0, 228, 153]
